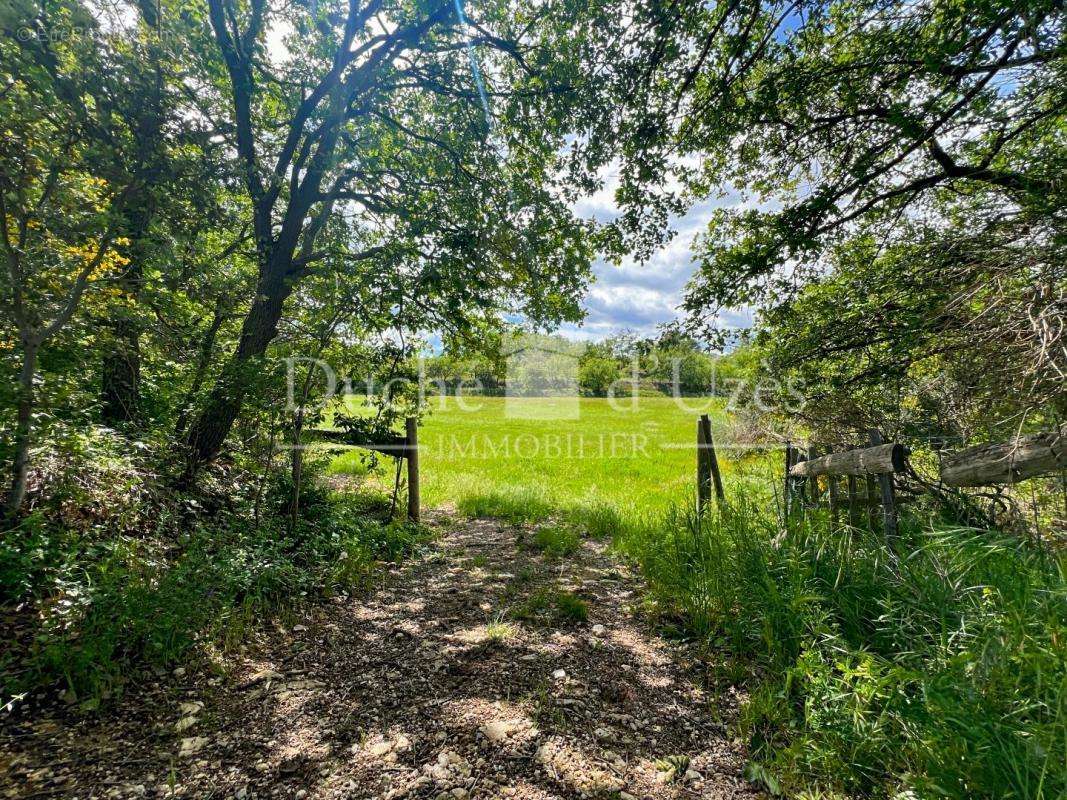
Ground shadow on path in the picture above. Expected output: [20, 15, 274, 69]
[1, 512, 759, 800]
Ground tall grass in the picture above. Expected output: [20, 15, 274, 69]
[1, 494, 429, 707]
[618, 501, 1067, 799]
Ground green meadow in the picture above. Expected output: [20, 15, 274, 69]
[328, 395, 773, 531]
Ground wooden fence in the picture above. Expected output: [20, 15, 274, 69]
[696, 420, 1065, 532]
[785, 431, 904, 535]
[310, 417, 420, 522]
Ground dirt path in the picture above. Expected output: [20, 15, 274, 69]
[1, 513, 758, 799]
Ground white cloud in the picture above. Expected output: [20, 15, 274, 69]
[562, 171, 750, 340]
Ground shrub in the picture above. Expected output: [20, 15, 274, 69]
[618, 501, 1067, 799]
[1, 493, 429, 707]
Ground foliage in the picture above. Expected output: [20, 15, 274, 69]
[2, 0, 618, 506]
[577, 355, 621, 397]
[750, 211, 1066, 444]
[598, 0, 1066, 464]
[0, 483, 429, 704]
[619, 500, 1067, 798]
[607, 0, 1065, 306]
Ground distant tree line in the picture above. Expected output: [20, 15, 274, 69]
[420, 331, 756, 397]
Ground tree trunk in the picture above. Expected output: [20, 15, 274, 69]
[6, 341, 39, 518]
[174, 297, 229, 439]
[100, 47, 161, 426]
[182, 265, 293, 473]
[101, 311, 142, 425]
[178, 55, 339, 477]
[100, 205, 148, 425]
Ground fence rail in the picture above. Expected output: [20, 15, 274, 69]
[941, 425, 1065, 487]
[769, 423, 1066, 536]
[783, 431, 902, 535]
[789, 442, 906, 478]
[309, 417, 420, 522]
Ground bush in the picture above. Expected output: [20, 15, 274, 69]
[618, 501, 1067, 799]
[1, 493, 429, 707]
[578, 356, 621, 396]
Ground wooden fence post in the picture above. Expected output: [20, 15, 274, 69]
[865, 475, 877, 528]
[700, 414, 725, 502]
[828, 464, 840, 528]
[847, 469, 859, 528]
[696, 418, 709, 514]
[868, 430, 897, 537]
[406, 417, 420, 523]
[806, 443, 818, 507]
[783, 441, 794, 521]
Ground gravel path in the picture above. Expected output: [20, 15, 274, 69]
[1, 513, 759, 799]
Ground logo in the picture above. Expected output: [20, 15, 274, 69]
[502, 334, 582, 420]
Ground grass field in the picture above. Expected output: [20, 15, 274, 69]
[327, 395, 774, 532]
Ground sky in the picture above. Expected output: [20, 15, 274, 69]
[558, 168, 754, 342]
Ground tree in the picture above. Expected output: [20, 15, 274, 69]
[578, 354, 620, 396]
[753, 205, 1066, 441]
[692, 0, 1064, 319]
[180, 0, 598, 474]
[96, 0, 173, 425]
[598, 0, 1064, 314]
[1, 0, 132, 514]
[597, 0, 1065, 437]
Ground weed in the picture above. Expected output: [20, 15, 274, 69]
[654, 754, 691, 783]
[528, 681, 568, 730]
[617, 499, 1067, 799]
[1, 493, 430, 706]
[485, 613, 516, 641]
[554, 590, 589, 623]
[511, 587, 588, 626]
[569, 503, 626, 539]
[530, 526, 581, 559]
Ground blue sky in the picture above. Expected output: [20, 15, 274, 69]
[558, 168, 754, 341]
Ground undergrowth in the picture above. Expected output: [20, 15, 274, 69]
[528, 525, 581, 559]
[618, 500, 1067, 799]
[0, 442, 429, 710]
